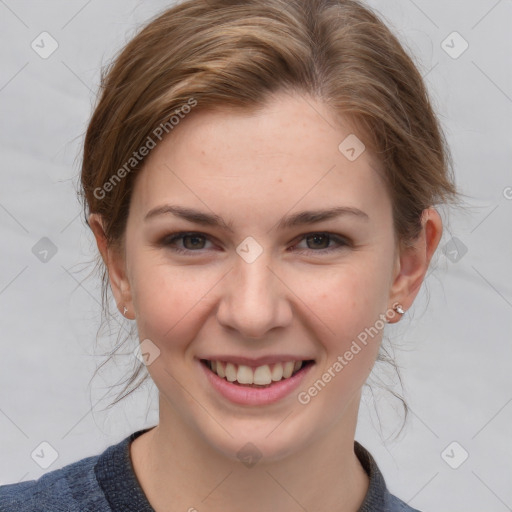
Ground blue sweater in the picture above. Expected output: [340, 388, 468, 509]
[0, 427, 420, 511]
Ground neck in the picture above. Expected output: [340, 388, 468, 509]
[130, 394, 369, 512]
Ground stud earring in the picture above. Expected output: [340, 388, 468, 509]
[393, 303, 405, 315]
[123, 306, 128, 316]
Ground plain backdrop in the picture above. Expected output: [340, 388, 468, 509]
[0, 1, 511, 511]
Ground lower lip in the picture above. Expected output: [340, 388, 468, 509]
[198, 359, 314, 406]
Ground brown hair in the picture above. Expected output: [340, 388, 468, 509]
[79, 0, 461, 430]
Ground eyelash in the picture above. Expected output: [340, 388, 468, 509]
[160, 231, 350, 255]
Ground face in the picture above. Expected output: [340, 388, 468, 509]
[106, 92, 405, 461]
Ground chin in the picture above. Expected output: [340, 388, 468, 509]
[197, 415, 316, 465]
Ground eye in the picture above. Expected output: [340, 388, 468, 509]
[160, 231, 350, 255]
[160, 232, 215, 254]
[292, 232, 350, 253]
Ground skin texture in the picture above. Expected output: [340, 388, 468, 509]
[90, 91, 442, 511]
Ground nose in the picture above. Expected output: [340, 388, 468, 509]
[216, 250, 293, 339]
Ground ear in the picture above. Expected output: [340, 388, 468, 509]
[387, 207, 443, 323]
[89, 213, 134, 319]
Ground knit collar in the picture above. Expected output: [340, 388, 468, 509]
[95, 427, 399, 511]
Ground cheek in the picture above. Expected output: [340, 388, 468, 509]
[290, 258, 387, 342]
[300, 265, 385, 408]
[290, 260, 389, 402]
[130, 260, 212, 348]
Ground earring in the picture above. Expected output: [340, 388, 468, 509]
[393, 303, 405, 315]
[123, 306, 128, 316]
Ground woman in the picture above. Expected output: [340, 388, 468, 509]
[0, 0, 459, 510]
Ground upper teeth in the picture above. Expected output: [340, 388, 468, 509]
[208, 360, 304, 385]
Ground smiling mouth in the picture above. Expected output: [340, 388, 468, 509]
[200, 359, 315, 388]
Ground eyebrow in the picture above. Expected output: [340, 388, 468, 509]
[144, 205, 235, 231]
[144, 204, 369, 230]
[276, 206, 369, 230]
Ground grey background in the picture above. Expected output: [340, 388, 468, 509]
[0, 0, 511, 510]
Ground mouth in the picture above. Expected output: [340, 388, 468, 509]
[200, 359, 315, 388]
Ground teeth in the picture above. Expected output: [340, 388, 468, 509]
[225, 362, 237, 382]
[237, 365, 254, 384]
[271, 363, 283, 381]
[216, 361, 225, 378]
[207, 360, 306, 385]
[282, 361, 294, 379]
[253, 365, 272, 385]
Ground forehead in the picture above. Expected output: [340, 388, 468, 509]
[129, 93, 390, 225]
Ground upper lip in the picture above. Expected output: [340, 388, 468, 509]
[198, 355, 315, 367]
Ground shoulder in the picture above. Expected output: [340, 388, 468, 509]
[0, 452, 110, 512]
[387, 493, 422, 512]
[354, 440, 422, 512]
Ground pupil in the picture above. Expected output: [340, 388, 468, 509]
[308, 234, 328, 249]
[184, 235, 204, 249]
